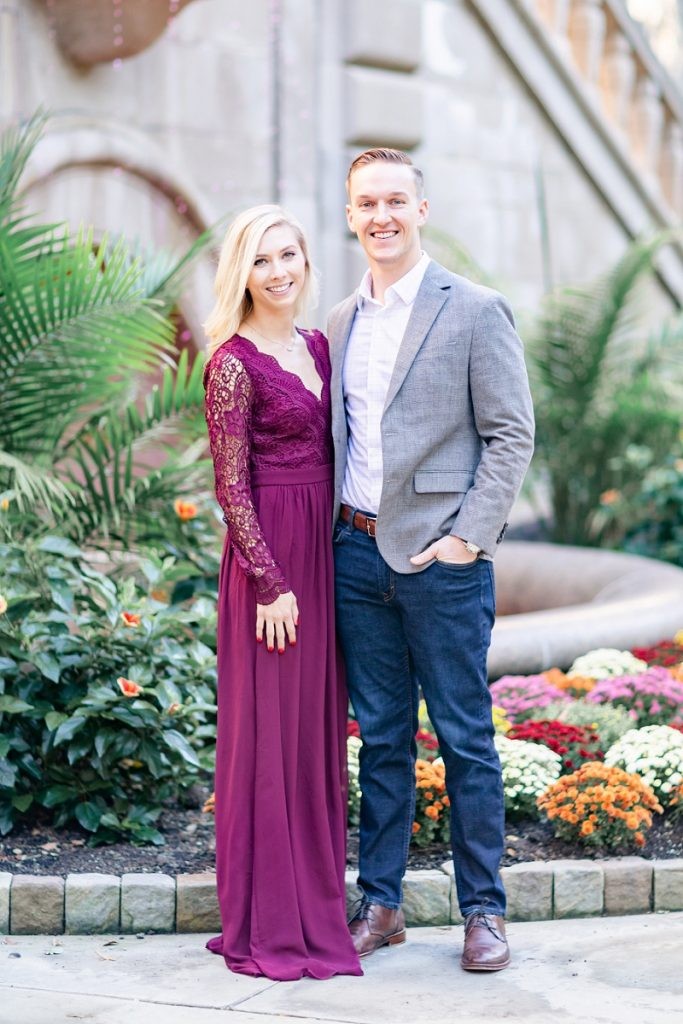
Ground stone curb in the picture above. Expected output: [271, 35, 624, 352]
[1, 859, 682, 935]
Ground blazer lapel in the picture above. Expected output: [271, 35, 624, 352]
[382, 265, 450, 414]
[329, 292, 358, 446]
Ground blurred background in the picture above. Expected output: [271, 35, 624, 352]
[3, 0, 683, 339]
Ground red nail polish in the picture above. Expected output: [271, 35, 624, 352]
[290, 640, 297, 647]
[278, 647, 285, 654]
[256, 637, 263, 643]
[267, 645, 274, 652]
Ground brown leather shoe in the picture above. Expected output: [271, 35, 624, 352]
[460, 911, 510, 971]
[348, 900, 406, 958]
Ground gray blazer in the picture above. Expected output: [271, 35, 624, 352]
[327, 260, 535, 573]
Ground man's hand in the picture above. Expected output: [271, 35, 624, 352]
[410, 535, 478, 567]
[256, 591, 299, 653]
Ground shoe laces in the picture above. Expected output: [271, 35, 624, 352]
[465, 904, 505, 942]
[347, 896, 371, 923]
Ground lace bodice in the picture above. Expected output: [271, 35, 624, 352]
[204, 330, 333, 604]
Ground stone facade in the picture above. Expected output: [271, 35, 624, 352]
[2, 0, 680, 346]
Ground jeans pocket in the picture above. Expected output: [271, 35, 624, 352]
[333, 521, 352, 545]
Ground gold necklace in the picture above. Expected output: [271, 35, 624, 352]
[246, 321, 298, 353]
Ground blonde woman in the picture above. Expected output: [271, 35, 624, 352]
[203, 206, 361, 981]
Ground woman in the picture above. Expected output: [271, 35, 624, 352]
[203, 206, 362, 981]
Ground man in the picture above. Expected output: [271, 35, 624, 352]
[328, 148, 534, 971]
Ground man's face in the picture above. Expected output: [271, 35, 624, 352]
[346, 162, 428, 271]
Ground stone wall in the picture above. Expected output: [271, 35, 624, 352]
[1, 0, 680, 345]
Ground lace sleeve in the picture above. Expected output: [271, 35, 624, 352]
[204, 350, 289, 604]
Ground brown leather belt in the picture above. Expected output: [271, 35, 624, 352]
[340, 503, 377, 538]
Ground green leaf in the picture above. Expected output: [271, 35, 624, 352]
[0, 759, 17, 788]
[45, 710, 68, 731]
[52, 716, 87, 746]
[32, 650, 61, 682]
[37, 536, 83, 558]
[0, 695, 34, 713]
[12, 792, 33, 812]
[75, 800, 104, 832]
[162, 729, 200, 767]
[42, 783, 79, 807]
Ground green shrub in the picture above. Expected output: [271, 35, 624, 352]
[0, 531, 217, 844]
[530, 699, 635, 749]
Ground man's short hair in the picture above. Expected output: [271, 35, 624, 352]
[346, 148, 424, 199]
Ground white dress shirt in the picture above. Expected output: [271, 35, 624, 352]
[342, 252, 431, 514]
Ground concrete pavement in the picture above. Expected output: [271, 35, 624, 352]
[2, 914, 682, 1024]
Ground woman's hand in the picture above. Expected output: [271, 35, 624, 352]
[256, 591, 299, 652]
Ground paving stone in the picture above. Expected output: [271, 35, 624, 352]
[10, 875, 64, 935]
[439, 861, 464, 925]
[653, 859, 683, 912]
[603, 857, 652, 915]
[176, 873, 221, 933]
[402, 870, 450, 926]
[65, 873, 120, 934]
[0, 873, 11, 934]
[120, 873, 175, 934]
[552, 860, 603, 918]
[501, 862, 553, 922]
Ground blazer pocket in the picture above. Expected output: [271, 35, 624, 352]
[414, 470, 475, 493]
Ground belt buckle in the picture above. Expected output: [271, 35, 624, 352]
[366, 517, 376, 538]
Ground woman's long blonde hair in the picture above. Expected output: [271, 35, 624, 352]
[203, 205, 318, 357]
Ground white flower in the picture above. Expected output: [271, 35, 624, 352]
[605, 726, 683, 806]
[568, 648, 647, 680]
[495, 734, 562, 817]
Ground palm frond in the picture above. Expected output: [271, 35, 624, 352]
[0, 448, 73, 512]
[0, 109, 48, 216]
[60, 350, 208, 540]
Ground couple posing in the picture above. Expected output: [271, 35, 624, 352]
[203, 149, 535, 981]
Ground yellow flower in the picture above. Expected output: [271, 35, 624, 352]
[0, 498, 9, 511]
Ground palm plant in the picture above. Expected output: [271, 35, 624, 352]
[0, 111, 214, 546]
[527, 234, 683, 545]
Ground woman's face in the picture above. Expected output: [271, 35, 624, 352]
[246, 223, 307, 316]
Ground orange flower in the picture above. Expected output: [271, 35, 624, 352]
[425, 805, 439, 820]
[203, 792, 216, 814]
[424, 791, 434, 801]
[168, 702, 181, 715]
[580, 821, 594, 836]
[412, 821, 421, 834]
[174, 498, 198, 521]
[121, 611, 141, 628]
[599, 489, 621, 506]
[150, 587, 169, 603]
[117, 676, 143, 698]
[0, 498, 9, 511]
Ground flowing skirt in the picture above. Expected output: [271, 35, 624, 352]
[206, 463, 362, 980]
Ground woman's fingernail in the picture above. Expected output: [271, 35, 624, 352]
[290, 640, 297, 647]
[267, 645, 274, 652]
[278, 647, 285, 654]
[256, 637, 263, 643]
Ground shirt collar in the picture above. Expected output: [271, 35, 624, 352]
[357, 251, 431, 311]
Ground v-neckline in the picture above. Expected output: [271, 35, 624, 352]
[235, 329, 325, 404]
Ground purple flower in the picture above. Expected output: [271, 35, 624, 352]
[490, 674, 570, 722]
[586, 667, 683, 726]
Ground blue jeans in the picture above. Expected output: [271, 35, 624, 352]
[334, 520, 506, 918]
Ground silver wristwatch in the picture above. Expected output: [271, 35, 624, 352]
[463, 539, 481, 556]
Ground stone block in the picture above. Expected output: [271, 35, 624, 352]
[501, 862, 553, 922]
[552, 860, 603, 918]
[176, 873, 221, 933]
[0, 873, 11, 934]
[345, 66, 424, 149]
[402, 870, 450, 926]
[345, 0, 422, 72]
[65, 873, 120, 934]
[439, 861, 464, 925]
[653, 859, 683, 912]
[10, 875, 64, 935]
[120, 873, 175, 934]
[603, 857, 652, 915]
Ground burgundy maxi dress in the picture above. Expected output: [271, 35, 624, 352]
[203, 329, 361, 981]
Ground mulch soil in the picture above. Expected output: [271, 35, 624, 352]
[2, 785, 682, 877]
